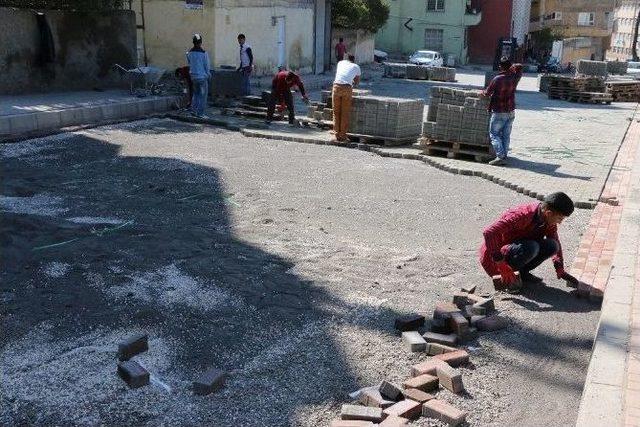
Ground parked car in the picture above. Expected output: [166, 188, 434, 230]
[627, 61, 640, 75]
[408, 50, 443, 67]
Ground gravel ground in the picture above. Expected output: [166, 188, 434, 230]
[1, 118, 599, 426]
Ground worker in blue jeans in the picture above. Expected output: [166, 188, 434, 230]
[186, 34, 211, 118]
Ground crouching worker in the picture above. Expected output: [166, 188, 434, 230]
[479, 192, 579, 292]
[266, 69, 309, 125]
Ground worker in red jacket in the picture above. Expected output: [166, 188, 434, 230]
[266, 70, 309, 125]
[479, 192, 579, 291]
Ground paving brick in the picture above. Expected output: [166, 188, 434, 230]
[471, 296, 495, 314]
[117, 360, 150, 389]
[331, 420, 375, 427]
[468, 304, 487, 316]
[433, 349, 470, 367]
[475, 315, 509, 332]
[448, 312, 470, 337]
[379, 381, 404, 401]
[422, 332, 458, 346]
[117, 333, 148, 361]
[461, 284, 477, 294]
[435, 363, 464, 393]
[402, 387, 435, 403]
[428, 317, 452, 334]
[383, 399, 422, 420]
[411, 360, 439, 377]
[492, 272, 521, 291]
[193, 368, 226, 396]
[433, 302, 461, 321]
[341, 405, 383, 422]
[452, 291, 472, 309]
[359, 388, 395, 408]
[470, 315, 486, 326]
[394, 314, 425, 331]
[402, 331, 427, 352]
[378, 415, 409, 426]
[426, 342, 458, 355]
[402, 374, 439, 392]
[459, 327, 478, 343]
[422, 399, 468, 426]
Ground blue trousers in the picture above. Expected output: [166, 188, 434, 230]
[489, 111, 516, 159]
[191, 78, 208, 117]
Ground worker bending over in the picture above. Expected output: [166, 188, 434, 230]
[266, 70, 309, 125]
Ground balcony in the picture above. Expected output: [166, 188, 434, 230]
[463, 7, 481, 26]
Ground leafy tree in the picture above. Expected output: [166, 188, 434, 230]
[332, 0, 389, 33]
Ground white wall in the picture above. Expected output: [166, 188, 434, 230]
[331, 28, 375, 65]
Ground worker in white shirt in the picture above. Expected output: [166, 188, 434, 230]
[237, 33, 253, 96]
[332, 55, 361, 142]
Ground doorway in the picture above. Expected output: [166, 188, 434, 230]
[275, 16, 286, 69]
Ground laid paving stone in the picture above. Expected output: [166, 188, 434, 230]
[117, 333, 148, 361]
[359, 388, 395, 408]
[433, 349, 470, 367]
[423, 399, 468, 426]
[422, 332, 457, 346]
[379, 415, 409, 426]
[461, 284, 477, 294]
[448, 312, 470, 337]
[426, 342, 457, 356]
[428, 318, 451, 334]
[402, 374, 439, 392]
[383, 399, 422, 420]
[380, 381, 404, 401]
[476, 315, 509, 331]
[331, 420, 375, 427]
[117, 360, 150, 389]
[394, 314, 425, 332]
[433, 302, 461, 320]
[341, 404, 383, 422]
[436, 363, 464, 394]
[402, 387, 435, 403]
[402, 331, 427, 352]
[193, 368, 226, 396]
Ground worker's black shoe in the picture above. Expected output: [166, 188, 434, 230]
[520, 271, 543, 284]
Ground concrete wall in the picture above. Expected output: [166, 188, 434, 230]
[468, 0, 513, 64]
[0, 8, 136, 94]
[331, 29, 375, 65]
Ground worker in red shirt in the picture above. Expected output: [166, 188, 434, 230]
[483, 57, 524, 166]
[335, 37, 347, 63]
[479, 192, 579, 292]
[266, 70, 309, 125]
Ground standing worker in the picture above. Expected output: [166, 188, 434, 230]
[266, 69, 309, 125]
[237, 34, 253, 96]
[335, 37, 347, 63]
[483, 56, 523, 166]
[186, 34, 211, 118]
[331, 54, 361, 143]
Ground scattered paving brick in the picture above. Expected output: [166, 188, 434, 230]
[475, 315, 509, 331]
[383, 399, 422, 420]
[359, 388, 395, 408]
[378, 415, 409, 426]
[435, 363, 464, 394]
[426, 342, 457, 355]
[452, 291, 472, 309]
[470, 315, 486, 326]
[193, 368, 226, 396]
[394, 314, 425, 332]
[410, 360, 440, 377]
[340, 404, 383, 422]
[402, 331, 427, 352]
[117, 333, 148, 361]
[402, 373, 439, 392]
[469, 295, 495, 313]
[433, 349, 470, 367]
[331, 420, 375, 427]
[447, 312, 470, 337]
[468, 304, 487, 316]
[422, 332, 457, 346]
[402, 388, 435, 403]
[492, 272, 521, 291]
[428, 317, 451, 334]
[117, 360, 150, 389]
[461, 284, 477, 294]
[379, 381, 404, 401]
[459, 327, 478, 343]
[422, 399, 468, 426]
[433, 302, 461, 320]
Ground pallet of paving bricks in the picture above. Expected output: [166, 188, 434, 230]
[567, 91, 613, 105]
[605, 81, 640, 102]
[420, 138, 494, 162]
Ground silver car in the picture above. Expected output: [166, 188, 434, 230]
[409, 50, 444, 67]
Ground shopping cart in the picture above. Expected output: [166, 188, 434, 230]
[113, 64, 167, 96]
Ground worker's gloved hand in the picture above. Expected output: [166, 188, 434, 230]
[496, 261, 517, 285]
[557, 268, 579, 287]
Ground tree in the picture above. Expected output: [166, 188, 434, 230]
[332, 0, 390, 33]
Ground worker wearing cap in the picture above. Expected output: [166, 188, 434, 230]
[186, 34, 211, 118]
[266, 70, 309, 125]
[479, 192, 579, 292]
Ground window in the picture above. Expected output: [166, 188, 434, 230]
[424, 28, 444, 52]
[549, 11, 562, 21]
[578, 12, 595, 26]
[426, 0, 445, 12]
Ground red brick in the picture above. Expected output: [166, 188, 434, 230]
[402, 374, 439, 392]
[475, 315, 508, 332]
[359, 388, 395, 408]
[410, 360, 440, 377]
[448, 312, 470, 337]
[422, 332, 458, 346]
[426, 342, 457, 355]
[117, 333, 148, 361]
[402, 387, 435, 403]
[394, 314, 426, 332]
[193, 368, 225, 396]
[461, 284, 476, 294]
[117, 360, 149, 389]
[452, 291, 472, 308]
[340, 404, 383, 422]
[378, 415, 409, 426]
[433, 350, 469, 367]
[331, 421, 374, 427]
[422, 399, 468, 426]
[379, 381, 404, 401]
[383, 399, 422, 420]
[436, 363, 464, 394]
[433, 302, 461, 321]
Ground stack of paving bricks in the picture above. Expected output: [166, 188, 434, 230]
[605, 81, 640, 102]
[383, 63, 410, 78]
[210, 67, 244, 98]
[576, 59, 608, 77]
[348, 96, 423, 143]
[538, 74, 560, 93]
[606, 61, 628, 75]
[429, 67, 456, 82]
[547, 76, 606, 101]
[421, 87, 493, 162]
[406, 64, 430, 80]
[320, 88, 371, 108]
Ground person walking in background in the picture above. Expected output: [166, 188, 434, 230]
[186, 33, 211, 118]
[237, 33, 253, 96]
[483, 56, 523, 166]
[331, 54, 361, 142]
[266, 69, 309, 125]
[335, 37, 347, 63]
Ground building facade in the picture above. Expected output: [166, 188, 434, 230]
[375, 0, 482, 65]
[607, 0, 640, 60]
[130, 0, 331, 75]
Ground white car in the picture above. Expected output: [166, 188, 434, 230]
[409, 50, 444, 67]
[627, 61, 640, 75]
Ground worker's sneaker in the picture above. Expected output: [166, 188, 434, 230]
[488, 157, 506, 166]
[520, 271, 543, 284]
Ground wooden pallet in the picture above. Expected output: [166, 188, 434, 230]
[346, 133, 418, 147]
[422, 138, 494, 162]
[567, 92, 613, 104]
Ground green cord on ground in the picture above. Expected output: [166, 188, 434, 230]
[32, 238, 81, 251]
